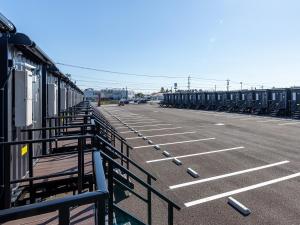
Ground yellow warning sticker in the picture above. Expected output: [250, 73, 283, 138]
[21, 145, 28, 156]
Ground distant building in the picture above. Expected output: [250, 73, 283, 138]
[151, 92, 164, 101]
[84, 88, 134, 101]
[84, 88, 100, 101]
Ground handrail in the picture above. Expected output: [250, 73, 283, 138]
[93, 116, 129, 145]
[101, 151, 180, 225]
[0, 134, 93, 146]
[21, 124, 94, 132]
[101, 152, 178, 208]
[96, 134, 156, 180]
[92, 150, 108, 192]
[0, 191, 108, 224]
[46, 115, 92, 119]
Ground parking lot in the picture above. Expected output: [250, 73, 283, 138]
[102, 103, 300, 225]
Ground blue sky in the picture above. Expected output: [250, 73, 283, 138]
[2, 0, 300, 93]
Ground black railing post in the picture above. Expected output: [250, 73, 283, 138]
[41, 64, 47, 155]
[126, 145, 130, 171]
[120, 141, 124, 166]
[108, 160, 114, 225]
[59, 207, 70, 225]
[96, 200, 106, 225]
[168, 204, 174, 225]
[147, 175, 152, 225]
[49, 119, 52, 151]
[77, 137, 83, 193]
[28, 130, 34, 203]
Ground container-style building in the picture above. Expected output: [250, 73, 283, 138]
[227, 91, 241, 112]
[216, 91, 229, 111]
[252, 89, 270, 114]
[0, 13, 83, 205]
[239, 90, 255, 113]
[269, 88, 291, 117]
[290, 87, 300, 119]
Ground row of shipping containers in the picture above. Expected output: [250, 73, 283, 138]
[0, 12, 84, 200]
[162, 88, 300, 118]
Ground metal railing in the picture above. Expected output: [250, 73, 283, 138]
[0, 134, 93, 207]
[0, 148, 108, 225]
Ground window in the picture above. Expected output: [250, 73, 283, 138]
[242, 94, 245, 100]
[292, 92, 296, 101]
[272, 93, 276, 100]
[230, 94, 233, 100]
[256, 93, 259, 100]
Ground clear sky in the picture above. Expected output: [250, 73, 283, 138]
[2, 0, 300, 93]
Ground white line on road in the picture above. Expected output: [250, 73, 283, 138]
[126, 131, 197, 140]
[146, 146, 244, 163]
[121, 119, 158, 123]
[256, 119, 279, 123]
[184, 172, 300, 207]
[120, 127, 182, 133]
[169, 160, 290, 189]
[278, 121, 300, 126]
[134, 137, 215, 149]
[123, 121, 161, 125]
[129, 124, 172, 128]
[239, 117, 255, 121]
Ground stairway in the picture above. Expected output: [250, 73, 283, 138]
[292, 110, 300, 119]
[270, 109, 280, 117]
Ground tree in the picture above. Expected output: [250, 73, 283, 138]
[135, 92, 144, 98]
[160, 87, 165, 93]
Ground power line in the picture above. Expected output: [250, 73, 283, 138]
[57, 62, 280, 89]
[57, 62, 187, 79]
[56, 62, 230, 82]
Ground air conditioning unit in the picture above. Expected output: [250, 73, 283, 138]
[60, 87, 67, 110]
[48, 83, 57, 116]
[15, 69, 33, 127]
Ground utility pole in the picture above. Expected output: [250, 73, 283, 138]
[125, 86, 128, 100]
[188, 75, 191, 90]
[240, 82, 243, 90]
[214, 85, 217, 91]
[226, 79, 230, 91]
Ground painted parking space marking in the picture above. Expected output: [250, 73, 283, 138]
[123, 121, 161, 125]
[215, 123, 225, 126]
[239, 117, 255, 121]
[126, 131, 197, 140]
[169, 160, 290, 189]
[121, 119, 158, 123]
[116, 123, 168, 129]
[278, 121, 300, 126]
[184, 172, 300, 207]
[121, 127, 182, 133]
[146, 146, 244, 163]
[134, 137, 215, 149]
[257, 119, 280, 123]
[129, 124, 173, 128]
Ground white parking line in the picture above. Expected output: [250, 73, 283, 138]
[126, 131, 197, 140]
[146, 146, 244, 163]
[124, 121, 161, 125]
[121, 119, 158, 123]
[129, 124, 173, 128]
[257, 119, 279, 123]
[134, 138, 215, 149]
[184, 172, 300, 207]
[169, 160, 290, 189]
[121, 127, 182, 133]
[278, 121, 300, 126]
[239, 117, 255, 121]
[116, 123, 172, 129]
